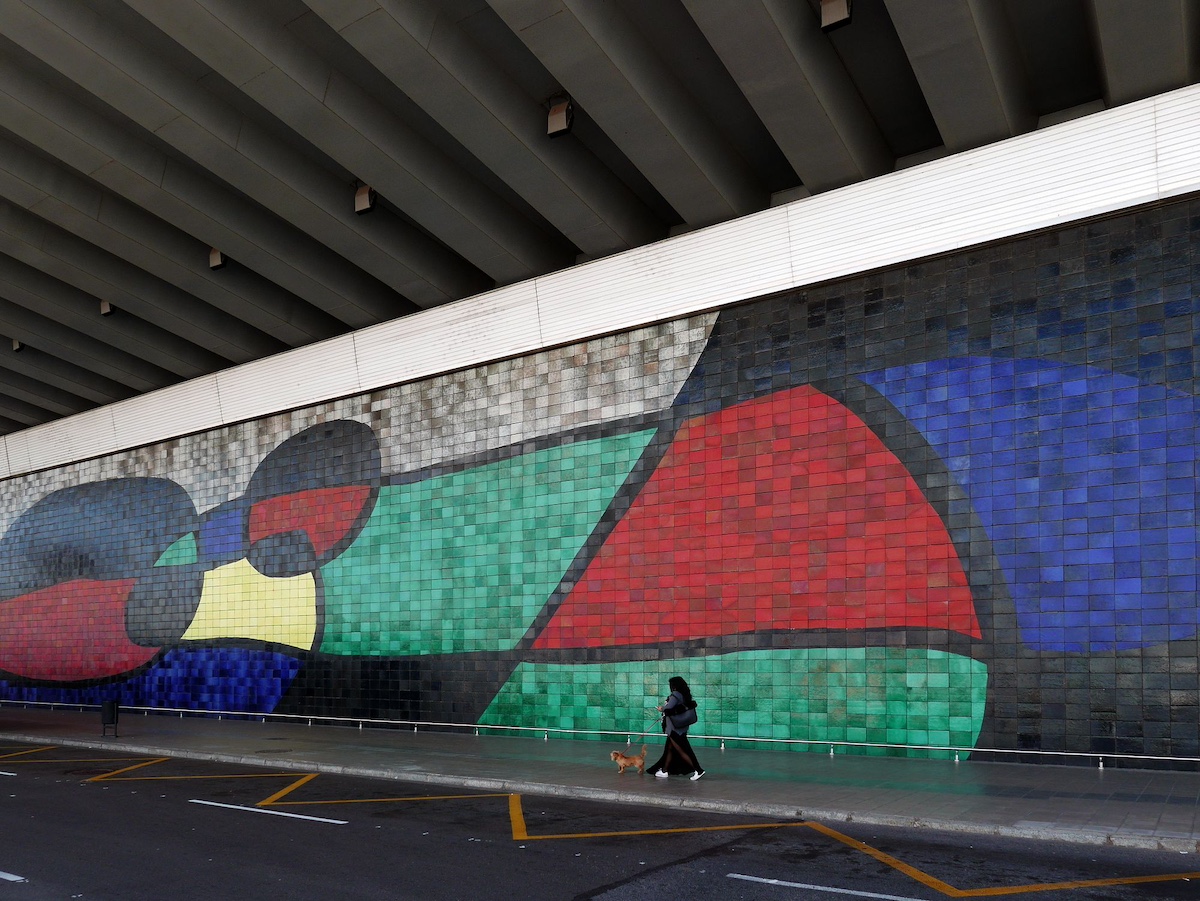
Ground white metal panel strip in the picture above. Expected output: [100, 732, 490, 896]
[536, 205, 793, 348]
[108, 376, 224, 451]
[352, 282, 543, 390]
[4, 83, 1200, 477]
[785, 102, 1160, 287]
[214, 337, 366, 427]
[1154, 90, 1200, 200]
[0, 432, 25, 479]
[12, 407, 117, 473]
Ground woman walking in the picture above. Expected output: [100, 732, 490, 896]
[646, 675, 705, 780]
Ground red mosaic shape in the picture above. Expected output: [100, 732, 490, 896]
[248, 486, 372, 558]
[534, 386, 980, 649]
[0, 579, 158, 681]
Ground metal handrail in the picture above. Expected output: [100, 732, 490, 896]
[4, 698, 1198, 767]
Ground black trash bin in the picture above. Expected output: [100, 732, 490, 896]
[101, 701, 119, 737]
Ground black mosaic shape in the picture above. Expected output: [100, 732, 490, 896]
[0, 478, 196, 600]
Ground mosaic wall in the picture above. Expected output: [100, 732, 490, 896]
[1, 196, 1199, 763]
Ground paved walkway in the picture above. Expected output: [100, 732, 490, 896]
[1, 706, 1197, 853]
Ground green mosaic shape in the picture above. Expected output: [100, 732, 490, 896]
[319, 430, 655, 656]
[479, 648, 988, 759]
[154, 532, 198, 566]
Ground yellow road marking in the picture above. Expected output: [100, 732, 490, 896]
[509, 793, 528, 839]
[101, 772, 307, 782]
[15, 757, 159, 765]
[0, 746, 55, 759]
[267, 792, 512, 807]
[507, 792, 812, 842]
[517, 822, 812, 841]
[88, 758, 172, 781]
[808, 820, 960, 896]
[933, 870, 1200, 897]
[252, 769, 512, 808]
[804, 822, 1200, 898]
[257, 773, 319, 807]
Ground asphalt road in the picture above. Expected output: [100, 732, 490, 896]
[1, 744, 1197, 900]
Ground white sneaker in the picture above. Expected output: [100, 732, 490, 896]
[654, 770, 668, 778]
[690, 770, 705, 781]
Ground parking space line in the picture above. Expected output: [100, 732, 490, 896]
[257, 773, 320, 806]
[507, 793, 809, 841]
[730, 873, 931, 901]
[102, 771, 305, 783]
[0, 869, 26, 883]
[806, 822, 1200, 897]
[265, 791, 512, 807]
[934, 871, 1200, 898]
[254, 771, 511, 809]
[188, 799, 347, 825]
[808, 821, 959, 896]
[0, 746, 55, 760]
[87, 758, 172, 781]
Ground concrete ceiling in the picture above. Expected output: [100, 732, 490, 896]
[0, 0, 1195, 438]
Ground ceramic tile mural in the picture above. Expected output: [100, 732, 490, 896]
[1, 197, 1199, 763]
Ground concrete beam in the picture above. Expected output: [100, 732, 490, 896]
[0, 291, 177, 392]
[0, 245, 229, 379]
[685, 0, 891, 192]
[0, 346, 134, 407]
[307, 0, 663, 257]
[125, 0, 565, 286]
[0, 201, 285, 366]
[0, 384, 58, 426]
[884, 0, 1035, 151]
[0, 130, 343, 348]
[1090, 0, 1200, 107]
[0, 363, 92, 418]
[488, 0, 765, 228]
[0, 2, 419, 326]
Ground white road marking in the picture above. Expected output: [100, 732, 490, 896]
[188, 799, 347, 825]
[0, 870, 26, 882]
[0, 771, 16, 776]
[728, 873, 932, 901]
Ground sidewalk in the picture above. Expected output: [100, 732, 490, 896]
[1, 706, 1197, 853]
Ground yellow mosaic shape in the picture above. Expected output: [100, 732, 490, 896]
[181, 559, 317, 651]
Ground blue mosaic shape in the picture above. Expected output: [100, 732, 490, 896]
[196, 502, 248, 567]
[0, 648, 301, 713]
[859, 356, 1200, 653]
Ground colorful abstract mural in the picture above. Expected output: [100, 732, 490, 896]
[1, 197, 1199, 763]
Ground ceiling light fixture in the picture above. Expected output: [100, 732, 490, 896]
[354, 183, 376, 215]
[820, 0, 851, 30]
[547, 96, 573, 137]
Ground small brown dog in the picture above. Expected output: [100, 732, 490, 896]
[610, 744, 647, 774]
